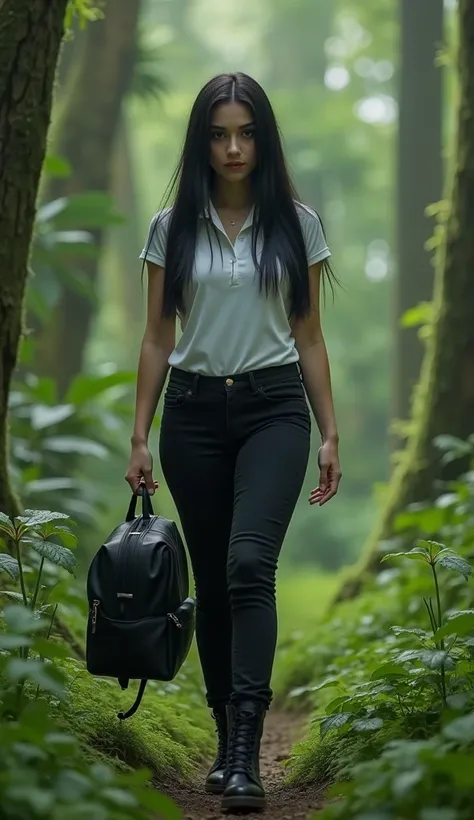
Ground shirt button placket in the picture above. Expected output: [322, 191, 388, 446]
[230, 256, 238, 287]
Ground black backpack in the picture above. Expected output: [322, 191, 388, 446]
[85, 488, 195, 719]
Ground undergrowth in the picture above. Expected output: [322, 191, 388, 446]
[58, 658, 212, 782]
[280, 435, 474, 820]
[0, 508, 212, 818]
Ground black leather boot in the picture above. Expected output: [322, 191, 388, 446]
[204, 706, 228, 794]
[221, 700, 267, 812]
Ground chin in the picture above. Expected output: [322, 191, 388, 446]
[221, 168, 250, 181]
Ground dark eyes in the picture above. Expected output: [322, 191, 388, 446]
[211, 129, 255, 140]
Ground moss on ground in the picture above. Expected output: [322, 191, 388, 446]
[55, 647, 214, 784]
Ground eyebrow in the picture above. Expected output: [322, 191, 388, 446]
[210, 121, 255, 130]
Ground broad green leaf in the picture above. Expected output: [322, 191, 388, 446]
[17, 510, 70, 527]
[32, 638, 71, 660]
[371, 663, 408, 680]
[0, 511, 11, 525]
[418, 539, 446, 554]
[390, 626, 428, 638]
[42, 435, 109, 459]
[396, 649, 455, 670]
[319, 712, 354, 738]
[434, 434, 473, 463]
[0, 633, 32, 650]
[401, 301, 433, 328]
[3, 604, 44, 633]
[25, 477, 77, 493]
[65, 370, 136, 405]
[311, 676, 344, 692]
[352, 717, 384, 732]
[24, 538, 77, 574]
[0, 590, 24, 601]
[436, 553, 472, 580]
[435, 493, 459, 509]
[446, 693, 471, 711]
[0, 553, 20, 580]
[392, 768, 423, 797]
[134, 787, 182, 818]
[55, 769, 93, 801]
[434, 611, 474, 641]
[6, 658, 66, 698]
[36, 196, 68, 223]
[44, 731, 77, 748]
[89, 762, 116, 784]
[6, 787, 54, 813]
[395, 507, 445, 535]
[442, 712, 474, 743]
[325, 696, 348, 715]
[381, 547, 429, 564]
[289, 685, 315, 698]
[29, 403, 75, 430]
[101, 787, 138, 807]
[54, 526, 79, 548]
[42, 155, 72, 179]
[427, 750, 474, 789]
[51, 191, 124, 229]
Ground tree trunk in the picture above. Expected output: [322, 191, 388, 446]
[337, 0, 474, 601]
[393, 0, 444, 430]
[35, 0, 142, 396]
[0, 0, 69, 519]
[108, 110, 144, 352]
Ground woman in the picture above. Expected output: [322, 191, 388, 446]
[125, 72, 341, 813]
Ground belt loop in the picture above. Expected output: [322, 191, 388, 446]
[192, 373, 199, 396]
[296, 361, 304, 382]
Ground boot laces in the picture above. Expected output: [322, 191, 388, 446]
[213, 711, 227, 766]
[227, 710, 259, 774]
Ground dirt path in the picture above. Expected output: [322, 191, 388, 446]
[164, 707, 326, 819]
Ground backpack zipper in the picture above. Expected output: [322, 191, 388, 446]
[91, 599, 100, 633]
[119, 517, 154, 612]
[167, 612, 183, 629]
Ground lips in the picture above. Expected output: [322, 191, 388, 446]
[225, 163, 245, 168]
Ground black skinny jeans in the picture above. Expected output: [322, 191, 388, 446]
[159, 362, 311, 710]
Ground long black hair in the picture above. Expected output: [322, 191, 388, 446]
[142, 72, 338, 318]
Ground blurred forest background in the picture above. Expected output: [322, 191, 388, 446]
[5, 0, 457, 577]
[4, 0, 474, 817]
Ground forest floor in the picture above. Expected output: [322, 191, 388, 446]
[162, 707, 327, 820]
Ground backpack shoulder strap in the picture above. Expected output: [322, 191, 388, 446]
[117, 679, 148, 720]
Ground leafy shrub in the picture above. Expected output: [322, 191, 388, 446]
[280, 437, 474, 819]
[0, 507, 211, 818]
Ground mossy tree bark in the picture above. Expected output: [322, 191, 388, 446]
[393, 0, 444, 430]
[337, 0, 474, 601]
[0, 0, 69, 519]
[35, 0, 142, 397]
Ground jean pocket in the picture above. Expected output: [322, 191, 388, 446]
[163, 385, 191, 410]
[258, 378, 306, 403]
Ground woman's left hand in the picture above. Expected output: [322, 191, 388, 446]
[309, 440, 342, 506]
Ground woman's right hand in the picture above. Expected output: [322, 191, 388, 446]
[125, 442, 158, 496]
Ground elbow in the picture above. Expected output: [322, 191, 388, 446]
[141, 333, 174, 361]
[294, 330, 325, 355]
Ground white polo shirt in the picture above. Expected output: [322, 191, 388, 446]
[139, 201, 330, 377]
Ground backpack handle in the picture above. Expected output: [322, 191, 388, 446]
[125, 484, 155, 522]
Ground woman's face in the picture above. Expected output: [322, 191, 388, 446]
[209, 101, 257, 183]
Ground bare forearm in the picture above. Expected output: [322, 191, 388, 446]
[131, 339, 170, 446]
[298, 340, 339, 443]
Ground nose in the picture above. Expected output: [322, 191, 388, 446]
[227, 135, 241, 157]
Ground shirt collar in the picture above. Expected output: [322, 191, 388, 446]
[199, 201, 255, 231]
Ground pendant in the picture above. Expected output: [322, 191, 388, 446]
[230, 220, 236, 226]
